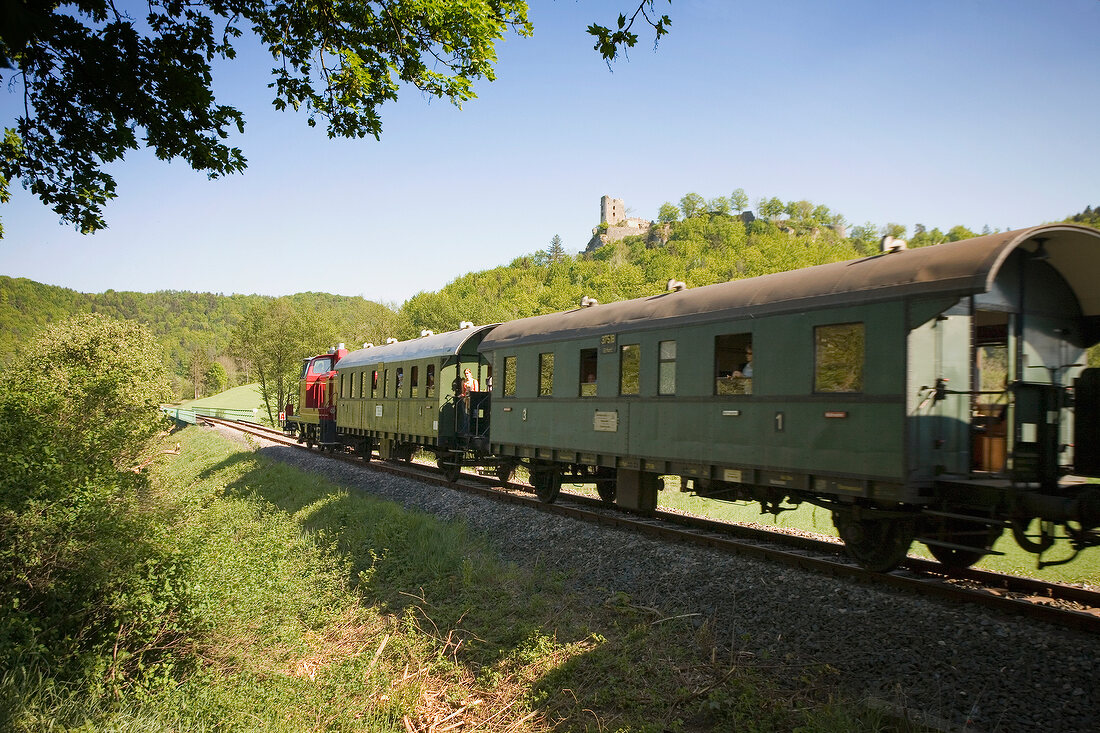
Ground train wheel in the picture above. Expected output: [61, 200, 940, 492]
[437, 455, 461, 483]
[833, 510, 915, 572]
[532, 468, 561, 504]
[497, 462, 515, 486]
[926, 519, 1002, 569]
[593, 467, 616, 504]
[596, 482, 617, 505]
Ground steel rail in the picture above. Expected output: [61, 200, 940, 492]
[197, 417, 1100, 633]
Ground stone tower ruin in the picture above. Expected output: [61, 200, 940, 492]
[600, 195, 625, 226]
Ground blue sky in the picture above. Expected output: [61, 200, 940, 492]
[1, 0, 1097, 305]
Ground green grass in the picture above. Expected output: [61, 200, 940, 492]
[173, 383, 267, 412]
[5, 427, 931, 731]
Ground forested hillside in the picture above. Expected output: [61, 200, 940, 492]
[403, 211, 865, 333]
[0, 279, 398, 397]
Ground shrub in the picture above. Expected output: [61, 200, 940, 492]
[0, 315, 206, 704]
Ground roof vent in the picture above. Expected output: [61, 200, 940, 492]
[880, 235, 908, 253]
[363, 342, 373, 349]
[667, 278, 686, 292]
[328, 346, 336, 354]
[459, 321, 474, 329]
[385, 337, 398, 344]
[420, 329, 434, 337]
[580, 295, 599, 308]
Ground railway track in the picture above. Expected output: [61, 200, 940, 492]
[198, 416, 1100, 633]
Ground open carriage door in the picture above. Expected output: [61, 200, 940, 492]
[971, 310, 1012, 474]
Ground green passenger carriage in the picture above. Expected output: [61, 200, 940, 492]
[331, 325, 495, 474]
[477, 224, 1100, 570]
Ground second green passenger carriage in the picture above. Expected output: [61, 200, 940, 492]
[332, 325, 494, 478]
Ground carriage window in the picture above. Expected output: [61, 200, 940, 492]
[411, 365, 419, 397]
[580, 348, 598, 396]
[359, 372, 365, 398]
[371, 370, 379, 398]
[975, 313, 1009, 395]
[815, 323, 864, 393]
[658, 340, 676, 395]
[384, 369, 390, 397]
[619, 344, 640, 395]
[503, 356, 517, 397]
[539, 353, 554, 396]
[426, 364, 436, 398]
[339, 374, 346, 398]
[715, 334, 753, 395]
[395, 368, 404, 397]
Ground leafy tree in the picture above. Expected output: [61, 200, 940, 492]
[848, 221, 880, 255]
[0, 0, 533, 235]
[946, 225, 977, 242]
[657, 201, 679, 223]
[679, 192, 705, 219]
[786, 200, 814, 224]
[812, 204, 838, 228]
[203, 361, 228, 396]
[5, 314, 174, 473]
[547, 234, 566, 262]
[707, 196, 731, 215]
[882, 222, 907, 240]
[587, 0, 672, 61]
[232, 297, 316, 424]
[189, 347, 212, 400]
[730, 188, 749, 214]
[756, 196, 785, 222]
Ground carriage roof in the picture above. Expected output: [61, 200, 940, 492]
[338, 324, 496, 369]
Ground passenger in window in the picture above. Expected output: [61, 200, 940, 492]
[462, 368, 479, 396]
[733, 347, 753, 378]
[460, 368, 479, 433]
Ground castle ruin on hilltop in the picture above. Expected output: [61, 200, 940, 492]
[586, 195, 656, 252]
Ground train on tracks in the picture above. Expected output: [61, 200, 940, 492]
[284, 224, 1100, 571]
